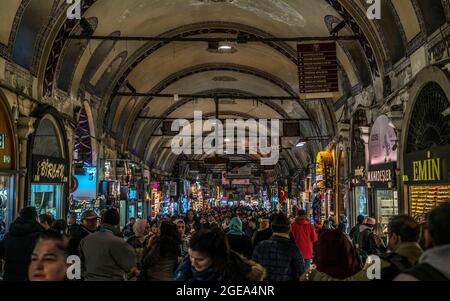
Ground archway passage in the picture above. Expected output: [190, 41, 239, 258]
[406, 82, 450, 153]
[0, 1, 449, 228]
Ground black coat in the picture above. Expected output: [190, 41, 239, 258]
[68, 225, 93, 256]
[252, 228, 273, 248]
[227, 234, 253, 259]
[2, 217, 44, 281]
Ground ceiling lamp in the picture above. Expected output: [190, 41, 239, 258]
[218, 44, 232, 51]
[296, 140, 307, 148]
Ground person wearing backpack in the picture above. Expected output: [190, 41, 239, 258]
[302, 214, 423, 281]
[395, 204, 450, 281]
[349, 215, 365, 247]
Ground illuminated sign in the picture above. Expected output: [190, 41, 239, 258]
[32, 155, 68, 183]
[367, 162, 396, 189]
[367, 170, 392, 182]
[403, 146, 450, 184]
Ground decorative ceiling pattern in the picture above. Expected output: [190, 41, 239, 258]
[1, 0, 446, 175]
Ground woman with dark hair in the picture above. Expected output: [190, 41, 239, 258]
[174, 227, 266, 281]
[149, 220, 159, 236]
[28, 231, 69, 281]
[38, 213, 54, 231]
[184, 210, 200, 234]
[142, 221, 181, 281]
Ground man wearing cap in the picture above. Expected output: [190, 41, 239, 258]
[68, 210, 98, 256]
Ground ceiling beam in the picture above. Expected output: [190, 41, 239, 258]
[114, 92, 300, 100]
[68, 35, 358, 43]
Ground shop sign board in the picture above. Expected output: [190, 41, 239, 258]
[169, 181, 177, 196]
[231, 179, 251, 186]
[403, 146, 450, 185]
[32, 155, 68, 183]
[297, 43, 339, 94]
[354, 166, 365, 177]
[367, 162, 396, 188]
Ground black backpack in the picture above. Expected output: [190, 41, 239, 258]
[403, 263, 449, 281]
[376, 253, 413, 281]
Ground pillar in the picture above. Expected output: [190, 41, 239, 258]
[359, 126, 371, 216]
[16, 117, 36, 211]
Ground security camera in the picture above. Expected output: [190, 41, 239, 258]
[330, 21, 346, 37]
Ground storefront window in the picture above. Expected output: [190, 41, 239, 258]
[137, 202, 143, 218]
[354, 186, 368, 217]
[30, 184, 63, 219]
[0, 175, 11, 237]
[119, 200, 126, 229]
[410, 185, 450, 223]
[128, 203, 136, 219]
[376, 189, 398, 232]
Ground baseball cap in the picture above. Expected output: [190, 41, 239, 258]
[81, 210, 99, 221]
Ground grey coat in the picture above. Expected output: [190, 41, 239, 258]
[80, 226, 137, 281]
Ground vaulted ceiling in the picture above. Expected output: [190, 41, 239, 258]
[0, 0, 448, 177]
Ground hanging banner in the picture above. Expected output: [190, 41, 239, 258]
[297, 42, 339, 94]
[369, 115, 398, 165]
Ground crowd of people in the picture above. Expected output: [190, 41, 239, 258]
[0, 203, 449, 281]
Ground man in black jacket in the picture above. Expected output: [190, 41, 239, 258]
[68, 210, 98, 256]
[349, 214, 365, 247]
[2, 207, 44, 281]
[67, 211, 79, 236]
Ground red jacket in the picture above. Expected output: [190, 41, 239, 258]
[291, 218, 318, 260]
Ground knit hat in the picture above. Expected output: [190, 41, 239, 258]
[365, 217, 376, 225]
[271, 212, 291, 233]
